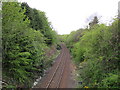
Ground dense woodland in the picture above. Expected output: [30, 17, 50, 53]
[2, 2, 60, 88]
[1, 1, 120, 89]
[62, 16, 120, 88]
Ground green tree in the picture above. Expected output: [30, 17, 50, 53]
[89, 16, 99, 28]
[68, 19, 119, 88]
[21, 3, 58, 46]
[2, 2, 47, 88]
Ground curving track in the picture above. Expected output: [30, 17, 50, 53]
[34, 44, 74, 88]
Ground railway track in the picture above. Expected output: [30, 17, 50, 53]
[46, 46, 66, 88]
[56, 48, 68, 88]
[34, 44, 70, 88]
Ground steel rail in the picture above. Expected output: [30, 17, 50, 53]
[46, 47, 65, 89]
[56, 48, 68, 88]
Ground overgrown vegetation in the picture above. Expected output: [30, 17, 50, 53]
[2, 1, 119, 89]
[21, 3, 58, 46]
[64, 16, 120, 88]
[2, 2, 60, 88]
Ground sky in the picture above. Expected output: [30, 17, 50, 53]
[18, 0, 119, 35]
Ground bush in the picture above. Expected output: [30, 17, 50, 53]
[69, 20, 119, 88]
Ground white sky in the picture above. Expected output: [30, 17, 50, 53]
[18, 0, 119, 35]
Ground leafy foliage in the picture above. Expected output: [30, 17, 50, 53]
[66, 18, 119, 88]
[2, 2, 59, 88]
[21, 3, 58, 45]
